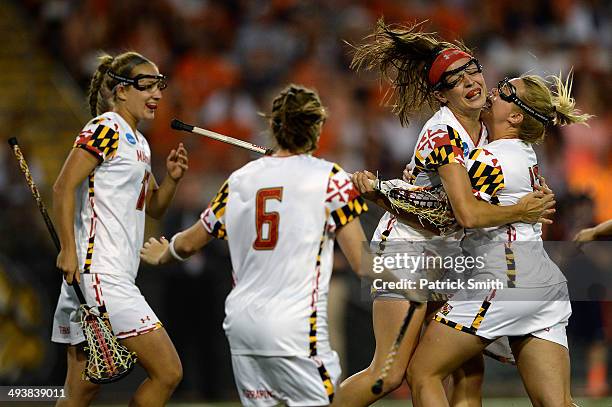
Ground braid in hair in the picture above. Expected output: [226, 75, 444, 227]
[87, 55, 114, 117]
[269, 84, 327, 154]
[350, 19, 473, 126]
[86, 51, 153, 117]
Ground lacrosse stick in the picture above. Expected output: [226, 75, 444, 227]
[371, 301, 425, 394]
[8, 137, 136, 384]
[372, 178, 456, 230]
[171, 119, 274, 155]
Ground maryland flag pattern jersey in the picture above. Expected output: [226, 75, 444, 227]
[73, 112, 152, 280]
[201, 155, 366, 357]
[463, 139, 566, 288]
[372, 106, 486, 242]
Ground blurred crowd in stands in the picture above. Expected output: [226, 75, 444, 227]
[2, 0, 611, 401]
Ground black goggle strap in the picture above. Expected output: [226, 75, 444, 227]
[107, 70, 134, 87]
[107, 71, 167, 91]
[498, 78, 553, 125]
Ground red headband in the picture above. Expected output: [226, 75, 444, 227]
[428, 49, 472, 86]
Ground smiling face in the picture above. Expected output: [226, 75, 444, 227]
[115, 62, 163, 127]
[435, 57, 487, 116]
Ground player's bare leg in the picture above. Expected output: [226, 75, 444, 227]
[121, 327, 182, 407]
[424, 302, 484, 407]
[407, 321, 487, 407]
[332, 298, 426, 407]
[510, 336, 572, 407]
[448, 354, 484, 407]
[56, 344, 100, 407]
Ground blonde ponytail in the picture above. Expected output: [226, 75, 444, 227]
[517, 72, 592, 144]
[550, 72, 592, 126]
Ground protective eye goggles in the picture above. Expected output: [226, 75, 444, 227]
[497, 77, 552, 125]
[107, 71, 168, 92]
[434, 58, 483, 90]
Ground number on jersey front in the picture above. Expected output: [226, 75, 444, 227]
[136, 171, 151, 211]
[528, 165, 540, 191]
[253, 187, 283, 250]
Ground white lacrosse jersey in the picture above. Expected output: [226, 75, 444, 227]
[372, 106, 487, 244]
[462, 139, 566, 287]
[200, 155, 367, 357]
[72, 112, 151, 282]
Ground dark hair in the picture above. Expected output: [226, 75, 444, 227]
[268, 84, 327, 154]
[86, 51, 153, 117]
[350, 19, 473, 126]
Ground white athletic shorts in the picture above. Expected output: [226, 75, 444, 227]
[435, 283, 572, 349]
[52, 273, 162, 345]
[231, 351, 341, 406]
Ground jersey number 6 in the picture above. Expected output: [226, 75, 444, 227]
[253, 187, 283, 250]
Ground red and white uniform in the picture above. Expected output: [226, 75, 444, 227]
[201, 154, 367, 406]
[373, 106, 487, 245]
[372, 106, 487, 294]
[436, 139, 571, 348]
[52, 112, 161, 344]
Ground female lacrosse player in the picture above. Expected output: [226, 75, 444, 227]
[52, 51, 187, 407]
[334, 20, 555, 406]
[408, 73, 590, 406]
[140, 84, 378, 406]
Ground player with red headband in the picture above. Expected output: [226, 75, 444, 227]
[332, 20, 555, 406]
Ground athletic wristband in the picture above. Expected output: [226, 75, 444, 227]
[169, 233, 187, 262]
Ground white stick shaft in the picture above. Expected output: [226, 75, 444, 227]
[191, 125, 268, 155]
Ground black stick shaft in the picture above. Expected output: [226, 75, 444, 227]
[8, 137, 87, 305]
[371, 301, 420, 395]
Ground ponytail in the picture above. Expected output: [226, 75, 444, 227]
[87, 54, 114, 117]
[85, 51, 153, 117]
[550, 73, 592, 126]
[350, 19, 473, 126]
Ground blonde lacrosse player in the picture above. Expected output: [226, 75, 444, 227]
[141, 84, 375, 406]
[52, 51, 187, 407]
[334, 20, 556, 407]
[408, 73, 591, 406]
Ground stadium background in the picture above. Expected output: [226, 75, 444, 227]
[0, 0, 610, 405]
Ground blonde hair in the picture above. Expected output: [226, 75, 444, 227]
[350, 19, 473, 126]
[86, 51, 153, 117]
[517, 72, 592, 144]
[268, 84, 327, 154]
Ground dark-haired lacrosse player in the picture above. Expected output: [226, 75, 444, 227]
[333, 20, 556, 406]
[141, 84, 370, 406]
[52, 51, 187, 406]
[408, 74, 590, 406]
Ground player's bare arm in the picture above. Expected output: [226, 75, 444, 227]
[438, 162, 556, 228]
[351, 170, 442, 235]
[140, 219, 212, 265]
[574, 219, 612, 242]
[146, 142, 188, 219]
[336, 218, 419, 301]
[53, 148, 100, 284]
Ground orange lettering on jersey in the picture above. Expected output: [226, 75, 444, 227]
[253, 187, 283, 250]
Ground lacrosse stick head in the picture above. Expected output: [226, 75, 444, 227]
[374, 179, 456, 230]
[79, 305, 137, 384]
